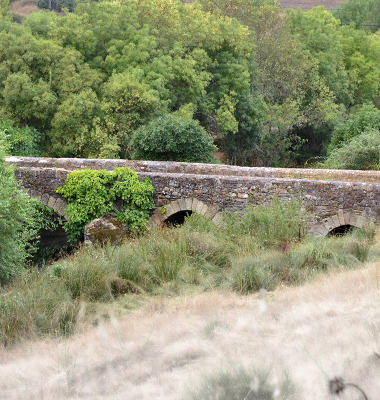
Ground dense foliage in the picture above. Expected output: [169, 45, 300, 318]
[2, 0, 380, 166]
[0, 120, 41, 156]
[130, 114, 218, 163]
[0, 134, 38, 283]
[329, 103, 380, 151]
[56, 167, 155, 242]
[323, 129, 380, 170]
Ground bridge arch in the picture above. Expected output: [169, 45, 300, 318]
[149, 198, 221, 227]
[22, 189, 68, 219]
[308, 210, 370, 237]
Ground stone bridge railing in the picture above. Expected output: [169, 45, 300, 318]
[6, 157, 380, 237]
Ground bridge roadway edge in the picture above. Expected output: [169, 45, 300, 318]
[6, 157, 380, 237]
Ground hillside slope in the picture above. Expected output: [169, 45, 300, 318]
[0, 265, 379, 399]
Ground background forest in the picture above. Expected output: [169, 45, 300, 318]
[4, 0, 380, 168]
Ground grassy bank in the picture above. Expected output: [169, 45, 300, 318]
[1, 198, 379, 347]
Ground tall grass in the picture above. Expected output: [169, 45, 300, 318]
[0, 199, 379, 346]
[223, 195, 306, 247]
[0, 272, 76, 346]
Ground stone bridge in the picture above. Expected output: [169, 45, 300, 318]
[6, 156, 380, 237]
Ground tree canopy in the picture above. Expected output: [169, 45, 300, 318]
[3, 0, 380, 167]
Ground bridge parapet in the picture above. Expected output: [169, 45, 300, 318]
[6, 157, 380, 237]
[6, 156, 380, 183]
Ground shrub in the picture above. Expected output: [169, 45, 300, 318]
[0, 120, 42, 157]
[329, 103, 380, 152]
[288, 236, 359, 271]
[130, 114, 218, 163]
[229, 256, 279, 293]
[147, 237, 188, 283]
[56, 167, 154, 242]
[60, 248, 116, 301]
[0, 272, 75, 346]
[322, 129, 380, 170]
[109, 244, 152, 291]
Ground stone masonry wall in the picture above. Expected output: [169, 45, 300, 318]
[7, 157, 380, 236]
[7, 156, 380, 183]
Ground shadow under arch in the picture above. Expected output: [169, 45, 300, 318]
[308, 210, 369, 237]
[328, 224, 354, 236]
[149, 198, 221, 227]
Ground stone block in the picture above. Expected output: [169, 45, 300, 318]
[177, 198, 187, 211]
[54, 198, 67, 216]
[84, 214, 128, 245]
[322, 217, 334, 232]
[332, 214, 340, 228]
[163, 204, 174, 217]
[171, 200, 181, 214]
[41, 193, 50, 206]
[185, 198, 193, 210]
[204, 206, 219, 220]
[151, 215, 162, 227]
[349, 213, 358, 227]
[195, 200, 204, 215]
[200, 203, 208, 215]
[315, 225, 329, 237]
[47, 196, 57, 209]
[211, 212, 223, 226]
[338, 210, 345, 226]
[344, 212, 351, 225]
[192, 198, 199, 212]
[356, 215, 367, 228]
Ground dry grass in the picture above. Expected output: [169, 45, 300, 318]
[0, 264, 380, 399]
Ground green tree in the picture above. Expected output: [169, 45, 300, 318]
[100, 71, 160, 158]
[49, 89, 102, 158]
[288, 7, 352, 106]
[339, 25, 380, 105]
[0, 1, 264, 161]
[0, 134, 38, 284]
[200, 0, 339, 166]
[333, 0, 380, 33]
[130, 114, 217, 163]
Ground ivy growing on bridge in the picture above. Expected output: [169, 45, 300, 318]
[56, 167, 155, 242]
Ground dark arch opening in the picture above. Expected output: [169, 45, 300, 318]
[35, 225, 73, 265]
[165, 210, 193, 227]
[328, 224, 354, 237]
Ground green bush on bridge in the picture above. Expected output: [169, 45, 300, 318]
[56, 167, 155, 242]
